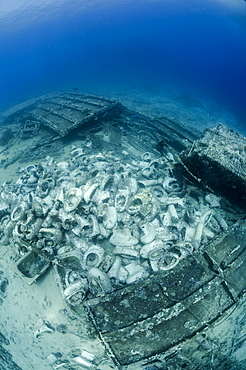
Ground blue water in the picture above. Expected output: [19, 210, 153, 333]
[0, 0, 246, 129]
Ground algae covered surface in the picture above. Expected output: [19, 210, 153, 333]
[0, 92, 246, 370]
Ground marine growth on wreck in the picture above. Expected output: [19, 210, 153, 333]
[0, 137, 232, 306]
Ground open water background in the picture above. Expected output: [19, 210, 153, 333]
[0, 0, 246, 130]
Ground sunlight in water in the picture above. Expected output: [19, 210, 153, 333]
[213, 0, 245, 12]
